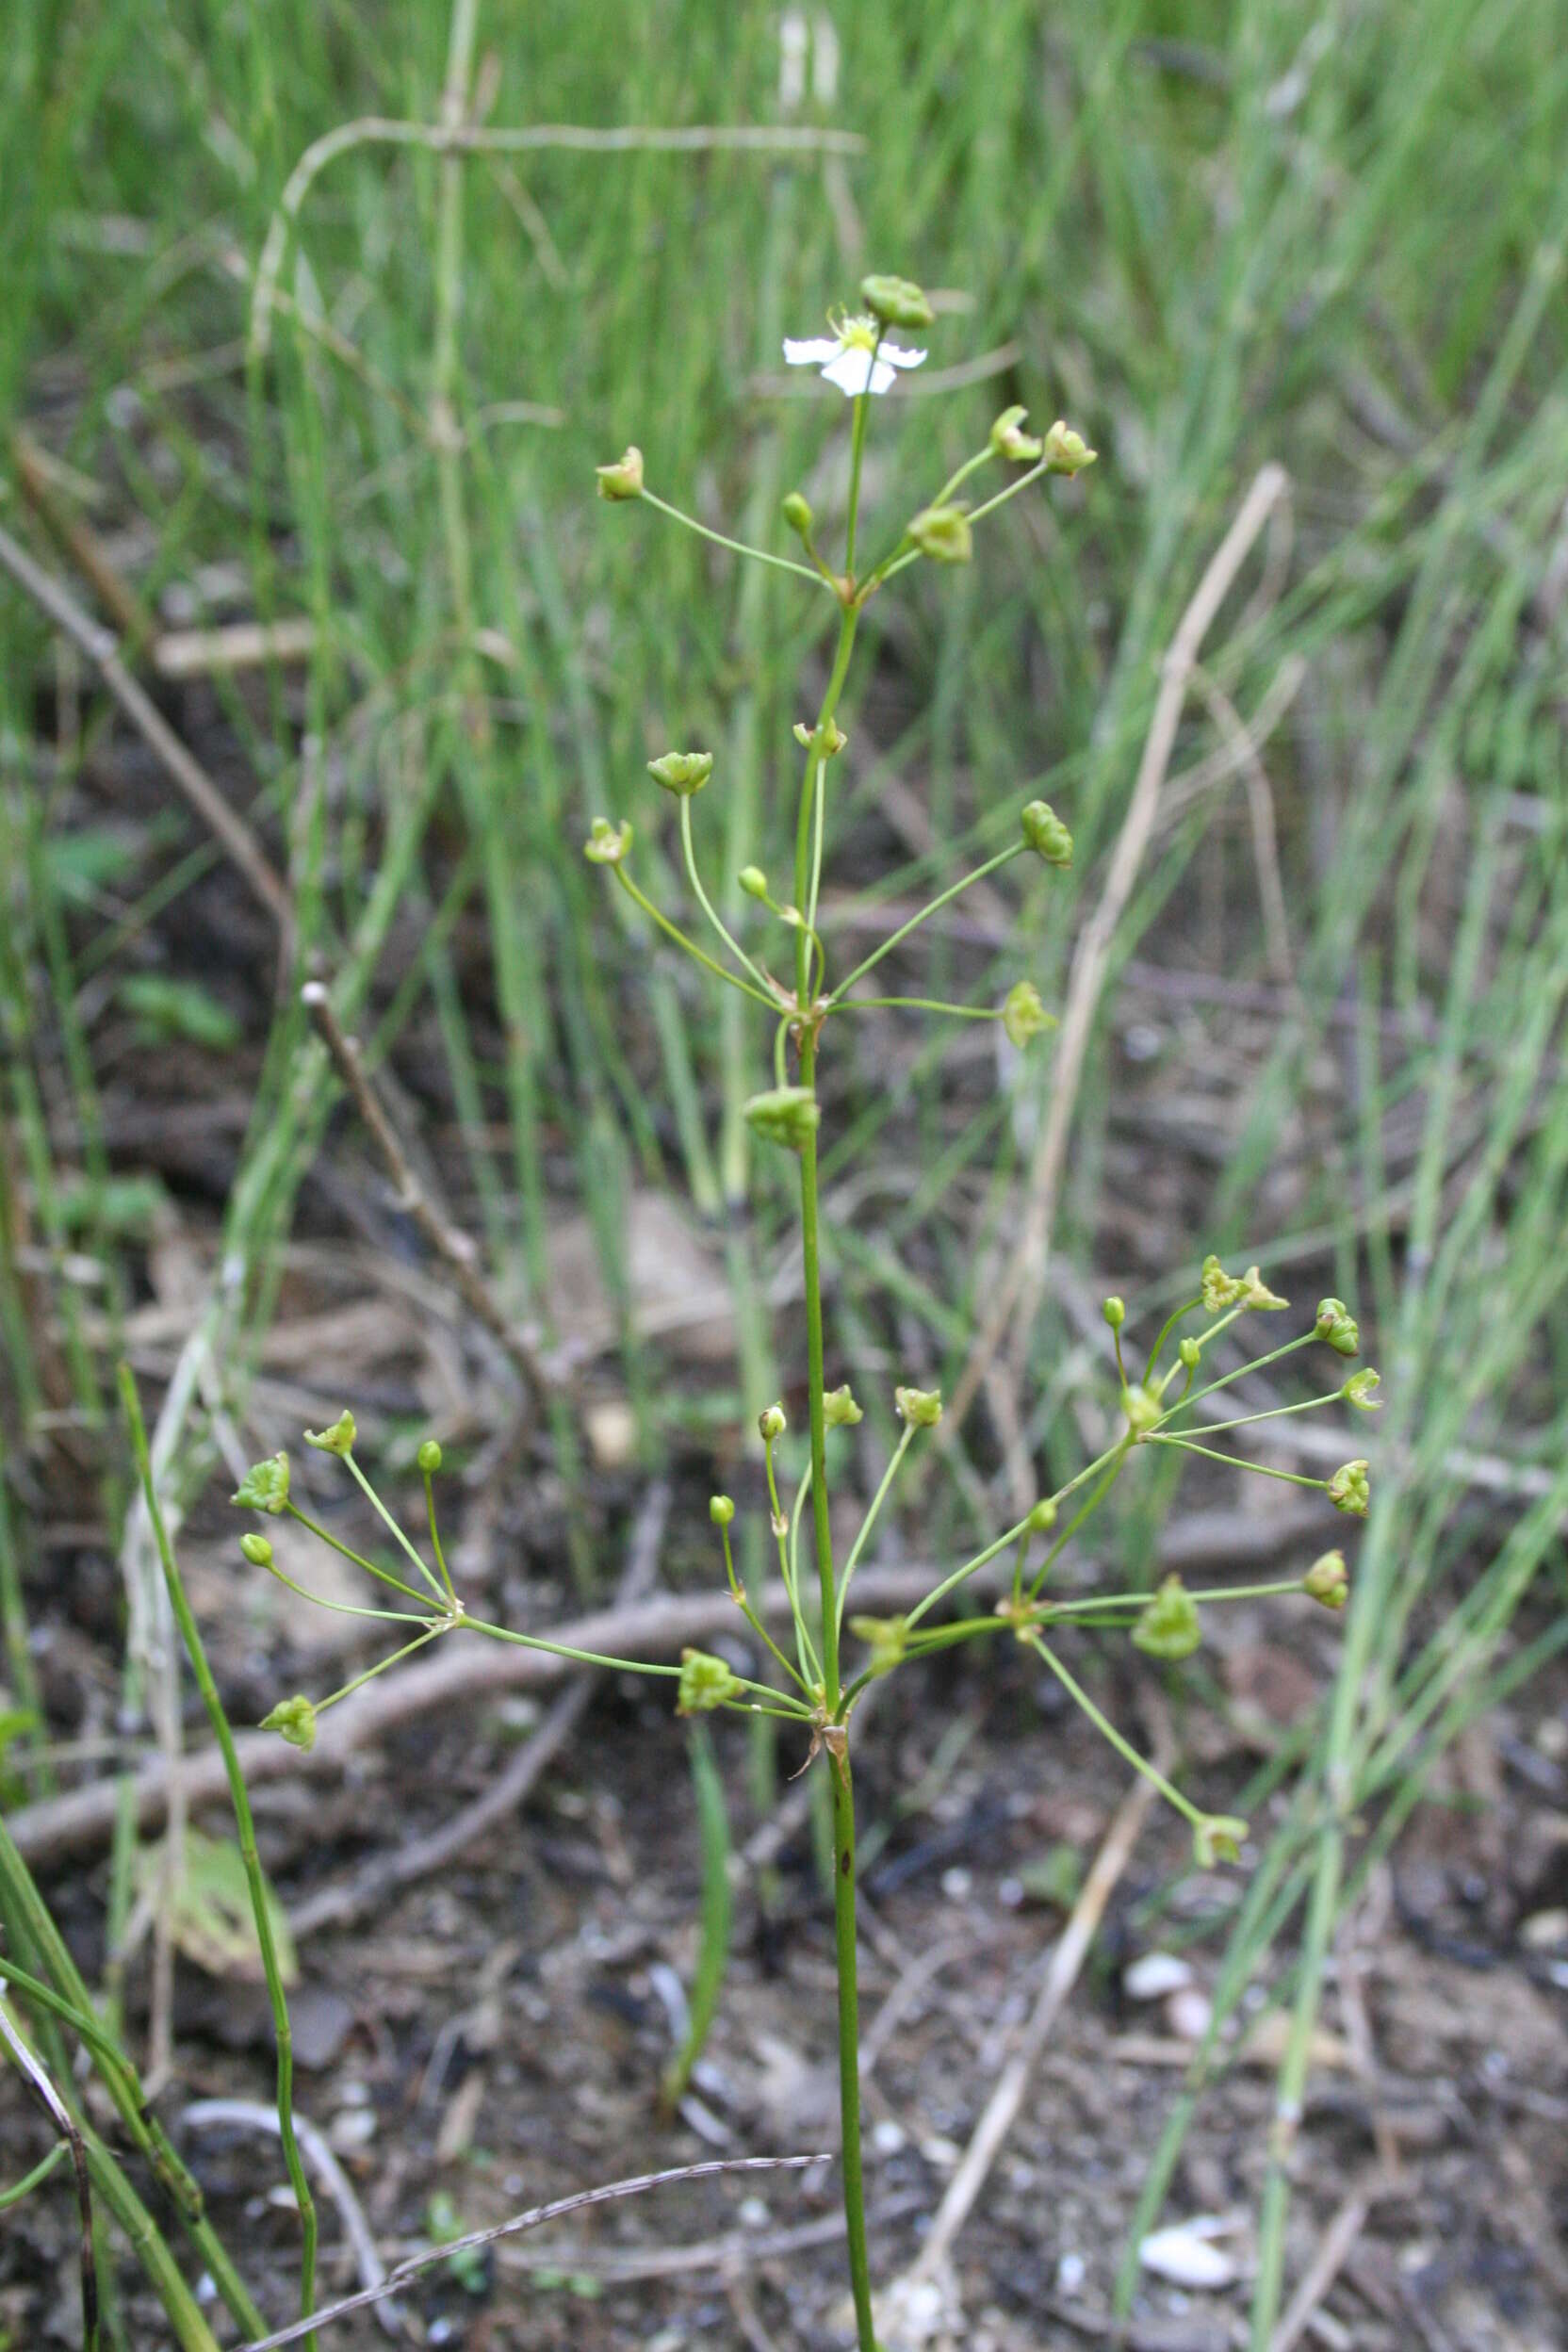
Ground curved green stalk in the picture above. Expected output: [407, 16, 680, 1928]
[824, 841, 1025, 1006]
[119, 1366, 318, 2350]
[679, 797, 775, 994]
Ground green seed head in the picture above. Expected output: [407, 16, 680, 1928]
[677, 1648, 742, 1715]
[1178, 1336, 1202, 1370]
[303, 1408, 357, 1459]
[1342, 1366, 1381, 1412]
[1302, 1549, 1349, 1609]
[743, 1086, 821, 1152]
[1002, 979, 1053, 1048]
[906, 502, 972, 565]
[1021, 800, 1073, 865]
[989, 405, 1043, 463]
[1328, 1459, 1370, 1517]
[233, 1451, 290, 1515]
[1042, 420, 1096, 476]
[1192, 1812, 1248, 1869]
[859, 272, 934, 331]
[823, 1383, 863, 1429]
[260, 1694, 318, 1752]
[583, 816, 632, 865]
[1132, 1573, 1200, 1658]
[646, 750, 714, 797]
[1122, 1383, 1161, 1435]
[894, 1384, 943, 1429]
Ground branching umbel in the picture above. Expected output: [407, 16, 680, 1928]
[235, 272, 1380, 2351]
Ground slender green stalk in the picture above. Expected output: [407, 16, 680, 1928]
[678, 798, 774, 994]
[637, 487, 827, 584]
[118, 1365, 318, 2352]
[660, 1723, 733, 2110]
[825, 842, 1026, 1005]
[1026, 1637, 1208, 1836]
[829, 1749, 876, 2352]
[836, 1425, 915, 1633]
[0, 2138, 69, 2208]
[614, 866, 778, 1004]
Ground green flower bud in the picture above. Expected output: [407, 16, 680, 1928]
[781, 491, 813, 537]
[1132, 1573, 1200, 1659]
[596, 446, 645, 500]
[1042, 420, 1096, 476]
[1342, 1366, 1381, 1412]
[303, 1408, 357, 1458]
[260, 1694, 317, 1752]
[678, 1648, 742, 1715]
[234, 1451, 290, 1515]
[759, 1403, 787, 1443]
[1328, 1459, 1370, 1517]
[239, 1532, 274, 1568]
[823, 1383, 863, 1429]
[1026, 1497, 1058, 1534]
[848, 1614, 908, 1676]
[1021, 800, 1073, 865]
[1192, 1813, 1248, 1869]
[646, 750, 713, 797]
[1102, 1296, 1126, 1331]
[859, 273, 934, 331]
[583, 816, 632, 866]
[1002, 979, 1053, 1048]
[739, 865, 770, 900]
[989, 405, 1043, 463]
[894, 1385, 943, 1429]
[792, 718, 847, 757]
[710, 1494, 736, 1527]
[743, 1086, 821, 1152]
[1122, 1383, 1161, 1435]
[417, 1439, 443, 1473]
[1315, 1298, 1361, 1355]
[907, 502, 972, 564]
[1178, 1336, 1201, 1371]
[1302, 1548, 1349, 1609]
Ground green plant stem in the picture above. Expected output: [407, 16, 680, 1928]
[118, 1365, 318, 2352]
[341, 1453, 449, 1604]
[829, 1749, 877, 2352]
[834, 993, 1004, 1018]
[636, 487, 826, 584]
[422, 1468, 457, 1604]
[281, 1504, 439, 1609]
[1146, 1435, 1328, 1490]
[0, 2138, 68, 2209]
[836, 1424, 915, 1633]
[613, 867, 777, 1004]
[825, 841, 1025, 1005]
[678, 798, 773, 993]
[1026, 1636, 1206, 1833]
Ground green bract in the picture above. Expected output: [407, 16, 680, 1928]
[303, 1409, 356, 1458]
[234, 1451, 290, 1514]
[743, 1086, 821, 1151]
[859, 272, 933, 330]
[1021, 799, 1073, 864]
[678, 1649, 742, 1715]
[260, 1695, 318, 1752]
[1132, 1574, 1201, 1659]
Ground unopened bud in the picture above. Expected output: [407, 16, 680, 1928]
[1102, 1296, 1126, 1331]
[823, 1383, 863, 1429]
[584, 816, 632, 866]
[743, 1086, 820, 1152]
[677, 1648, 743, 1715]
[859, 273, 934, 331]
[1328, 1459, 1370, 1517]
[894, 1385, 943, 1429]
[1002, 979, 1053, 1047]
[1026, 1497, 1057, 1534]
[260, 1694, 318, 1752]
[646, 750, 713, 797]
[303, 1408, 356, 1458]
[989, 405, 1043, 463]
[759, 1403, 787, 1443]
[907, 502, 972, 564]
[1178, 1336, 1201, 1370]
[710, 1494, 736, 1527]
[739, 865, 769, 900]
[1132, 1573, 1200, 1658]
[782, 491, 813, 537]
[792, 718, 847, 757]
[596, 445, 645, 500]
[1303, 1549, 1349, 1609]
[417, 1440, 443, 1473]
[1042, 420, 1096, 475]
[1021, 799, 1073, 864]
[239, 1532, 274, 1568]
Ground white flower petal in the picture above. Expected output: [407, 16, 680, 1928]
[822, 346, 879, 396]
[881, 343, 928, 370]
[783, 337, 841, 367]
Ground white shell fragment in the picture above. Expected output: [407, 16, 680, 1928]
[1123, 1952, 1194, 2001]
[1137, 2216, 1241, 2290]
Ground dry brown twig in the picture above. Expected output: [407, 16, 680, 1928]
[237, 2155, 830, 2350]
[0, 517, 292, 934]
[944, 466, 1294, 1475]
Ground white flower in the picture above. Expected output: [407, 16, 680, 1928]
[783, 312, 926, 398]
